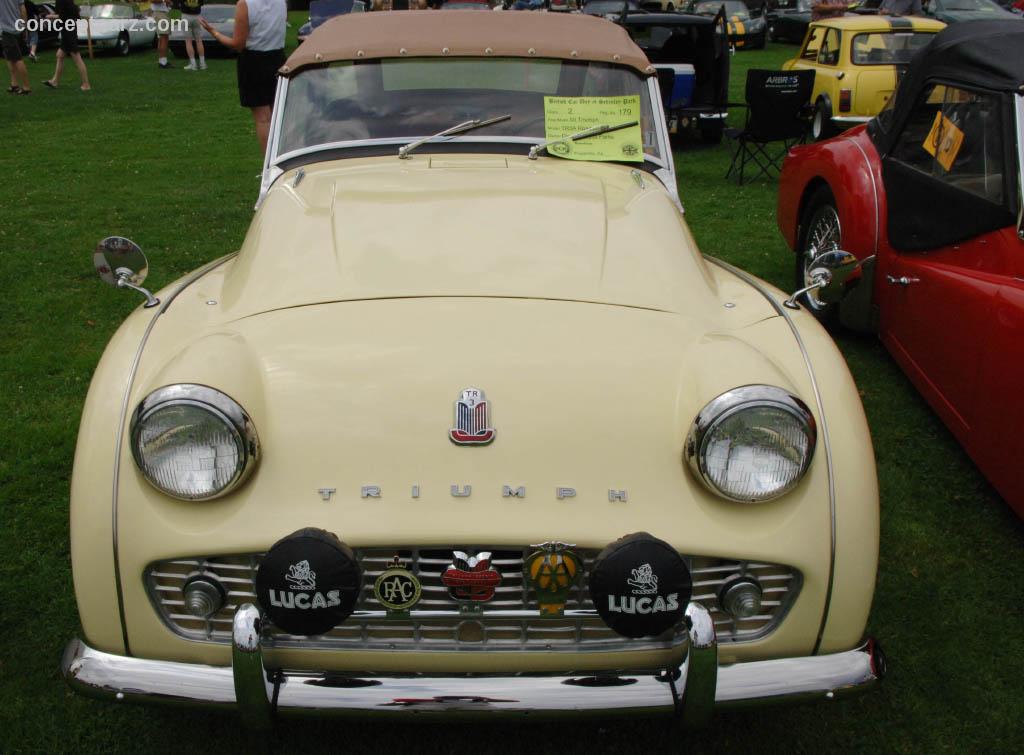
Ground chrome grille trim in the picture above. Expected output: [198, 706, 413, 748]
[146, 548, 801, 652]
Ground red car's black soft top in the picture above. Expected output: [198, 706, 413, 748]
[868, 20, 1023, 252]
[869, 20, 1024, 155]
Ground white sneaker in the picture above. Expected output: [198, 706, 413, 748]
[184, 61, 197, 71]
[199, 61, 207, 70]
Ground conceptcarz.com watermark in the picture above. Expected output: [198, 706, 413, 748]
[15, 18, 187, 34]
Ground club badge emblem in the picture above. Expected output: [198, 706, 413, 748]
[449, 388, 495, 445]
[524, 542, 582, 616]
[373, 556, 422, 614]
[442, 551, 502, 603]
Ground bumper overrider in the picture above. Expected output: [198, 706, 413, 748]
[62, 603, 883, 726]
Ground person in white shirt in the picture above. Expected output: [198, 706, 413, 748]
[201, 0, 286, 152]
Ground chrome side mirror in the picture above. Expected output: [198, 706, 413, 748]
[784, 249, 859, 310]
[94, 236, 160, 308]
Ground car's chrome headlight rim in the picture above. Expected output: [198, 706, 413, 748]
[130, 384, 259, 501]
[685, 385, 816, 503]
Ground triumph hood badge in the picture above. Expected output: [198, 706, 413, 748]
[449, 388, 495, 445]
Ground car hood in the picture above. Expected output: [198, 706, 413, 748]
[221, 155, 722, 320]
[124, 286, 824, 554]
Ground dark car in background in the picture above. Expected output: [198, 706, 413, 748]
[767, 0, 812, 42]
[923, 0, 1023, 22]
[620, 11, 731, 142]
[297, 0, 365, 44]
[686, 0, 768, 48]
[582, 0, 644, 15]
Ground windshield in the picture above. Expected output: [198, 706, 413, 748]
[932, 0, 1002, 9]
[584, 0, 635, 10]
[202, 6, 235, 22]
[85, 4, 132, 18]
[851, 32, 935, 65]
[691, 0, 749, 16]
[277, 57, 663, 164]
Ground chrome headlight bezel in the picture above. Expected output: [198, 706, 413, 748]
[130, 384, 260, 501]
[685, 385, 816, 503]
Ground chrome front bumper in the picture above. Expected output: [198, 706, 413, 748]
[62, 603, 884, 727]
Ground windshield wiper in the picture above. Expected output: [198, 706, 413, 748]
[527, 120, 640, 161]
[398, 114, 512, 160]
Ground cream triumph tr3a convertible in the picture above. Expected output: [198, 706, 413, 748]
[63, 11, 883, 727]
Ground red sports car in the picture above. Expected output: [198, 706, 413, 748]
[777, 20, 1024, 517]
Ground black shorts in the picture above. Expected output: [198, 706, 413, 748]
[237, 49, 284, 109]
[1, 31, 23, 63]
[59, 26, 79, 54]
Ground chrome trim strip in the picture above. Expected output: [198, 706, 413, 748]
[831, 116, 872, 124]
[850, 136, 880, 255]
[704, 257, 837, 655]
[1015, 94, 1023, 239]
[110, 254, 237, 656]
[647, 76, 680, 207]
[61, 633, 880, 719]
[259, 76, 289, 204]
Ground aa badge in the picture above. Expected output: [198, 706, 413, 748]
[524, 542, 582, 616]
[373, 557, 422, 614]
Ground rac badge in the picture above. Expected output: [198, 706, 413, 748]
[373, 557, 422, 614]
[524, 542, 582, 616]
[449, 388, 495, 445]
[442, 551, 502, 603]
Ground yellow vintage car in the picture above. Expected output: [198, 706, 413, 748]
[784, 15, 945, 140]
[62, 10, 883, 727]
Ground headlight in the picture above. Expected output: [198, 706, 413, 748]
[130, 384, 259, 501]
[685, 385, 815, 503]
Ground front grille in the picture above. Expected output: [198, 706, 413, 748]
[147, 547, 800, 652]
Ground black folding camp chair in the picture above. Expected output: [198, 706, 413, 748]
[724, 69, 815, 184]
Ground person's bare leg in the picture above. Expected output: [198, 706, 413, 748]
[158, 35, 168, 60]
[196, 37, 205, 59]
[251, 106, 272, 153]
[71, 52, 90, 90]
[13, 60, 29, 91]
[6, 59, 16, 89]
[49, 48, 65, 86]
[185, 38, 195, 65]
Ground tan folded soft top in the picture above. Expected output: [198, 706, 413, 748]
[280, 10, 656, 78]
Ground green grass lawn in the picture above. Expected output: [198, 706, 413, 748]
[1, 21, 1022, 754]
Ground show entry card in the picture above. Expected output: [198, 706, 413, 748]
[923, 111, 964, 172]
[543, 96, 644, 162]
